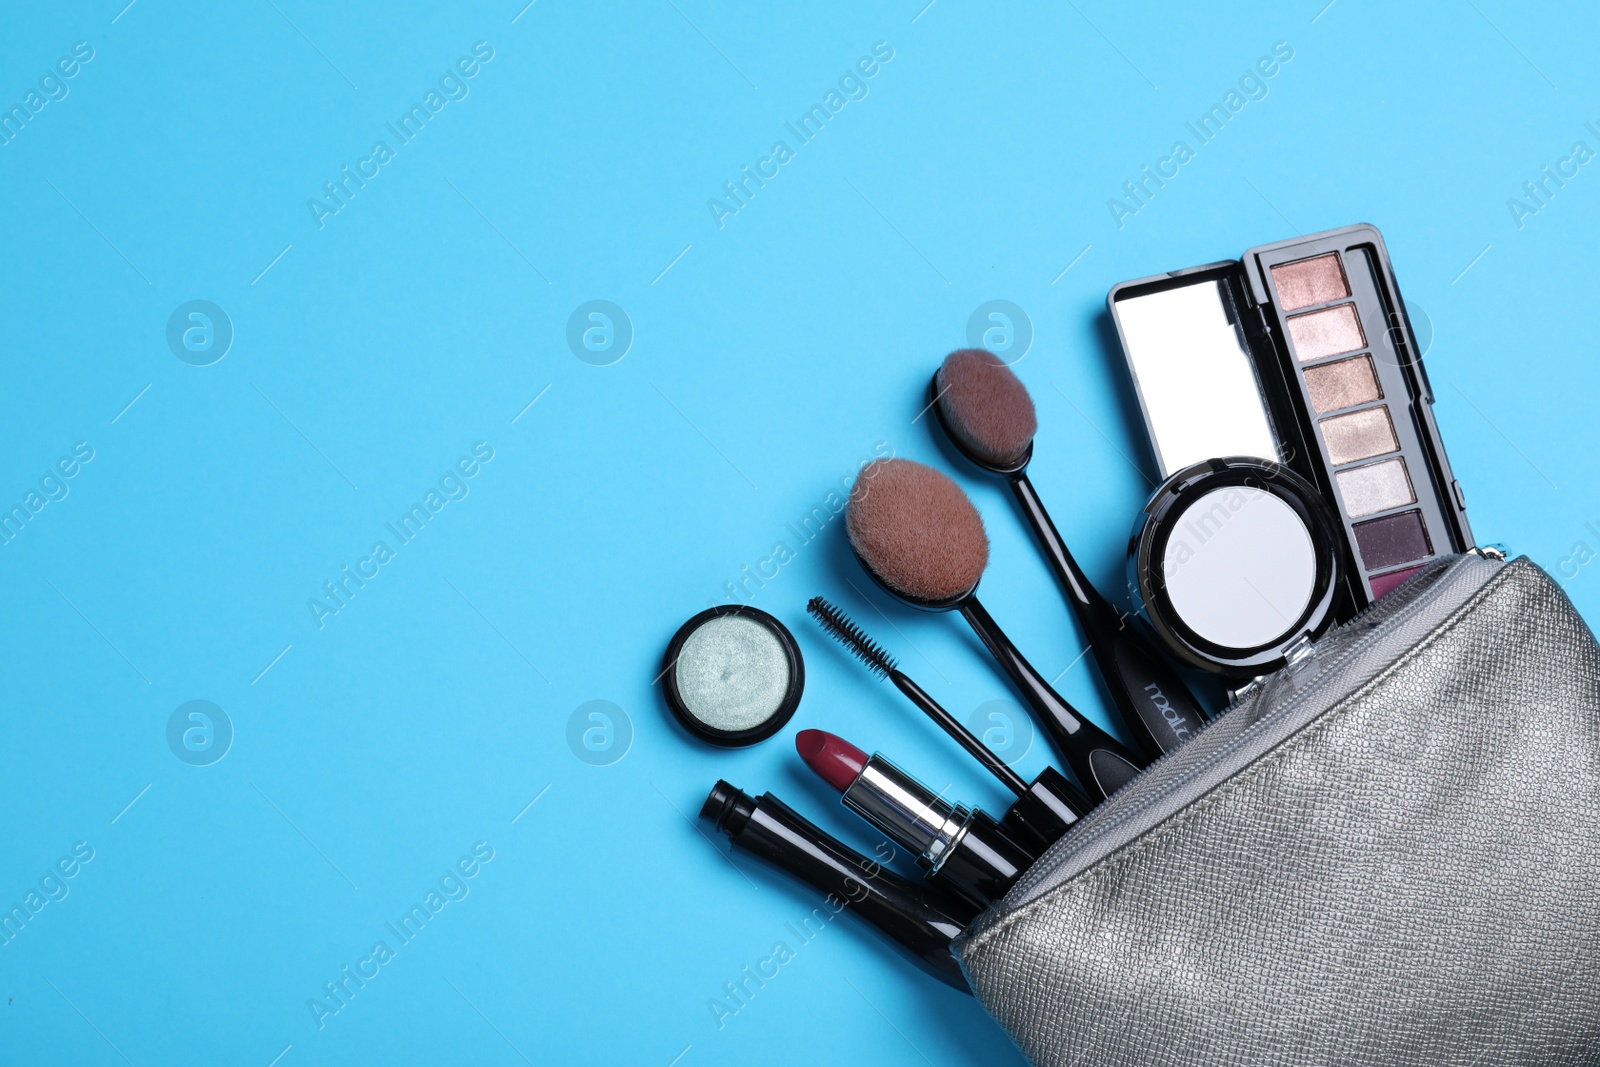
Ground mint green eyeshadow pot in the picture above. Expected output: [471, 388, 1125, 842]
[661, 606, 805, 747]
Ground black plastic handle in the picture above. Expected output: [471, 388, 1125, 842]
[889, 669, 1029, 795]
[1009, 472, 1208, 759]
[958, 597, 1145, 801]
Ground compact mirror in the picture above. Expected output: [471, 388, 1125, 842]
[1112, 274, 1281, 478]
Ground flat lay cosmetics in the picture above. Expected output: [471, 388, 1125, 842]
[662, 606, 803, 745]
[931, 349, 1209, 757]
[796, 730, 1032, 912]
[652, 207, 1536, 1062]
[1109, 223, 1473, 670]
[666, 220, 1494, 1014]
[807, 596, 1088, 855]
[700, 781, 970, 989]
[846, 458, 1147, 800]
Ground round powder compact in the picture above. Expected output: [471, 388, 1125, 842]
[662, 606, 804, 747]
[1130, 457, 1343, 677]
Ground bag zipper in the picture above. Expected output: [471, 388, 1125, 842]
[975, 551, 1509, 922]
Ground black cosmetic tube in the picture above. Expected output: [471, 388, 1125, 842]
[701, 781, 971, 991]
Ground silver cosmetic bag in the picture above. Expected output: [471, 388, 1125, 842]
[956, 553, 1600, 1066]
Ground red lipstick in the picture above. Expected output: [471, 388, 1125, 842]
[795, 728, 867, 792]
[795, 729, 1032, 912]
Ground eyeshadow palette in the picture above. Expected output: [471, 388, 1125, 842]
[1109, 224, 1473, 626]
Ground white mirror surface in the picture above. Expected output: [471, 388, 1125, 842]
[1116, 279, 1279, 477]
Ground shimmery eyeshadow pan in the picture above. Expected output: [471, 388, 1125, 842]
[1287, 304, 1366, 361]
[1271, 253, 1349, 311]
[1303, 355, 1381, 414]
[661, 605, 804, 746]
[1353, 511, 1432, 571]
[1320, 407, 1398, 466]
[675, 616, 791, 732]
[1336, 457, 1415, 517]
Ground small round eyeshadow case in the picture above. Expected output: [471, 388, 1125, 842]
[661, 605, 805, 747]
[1130, 457, 1343, 677]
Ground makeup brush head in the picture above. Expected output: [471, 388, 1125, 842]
[808, 596, 896, 678]
[936, 349, 1037, 469]
[846, 458, 988, 605]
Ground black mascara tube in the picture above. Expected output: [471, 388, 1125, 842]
[700, 781, 971, 992]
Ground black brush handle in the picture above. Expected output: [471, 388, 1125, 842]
[889, 670, 1029, 795]
[1009, 471, 1208, 758]
[1001, 767, 1091, 856]
[958, 597, 1145, 802]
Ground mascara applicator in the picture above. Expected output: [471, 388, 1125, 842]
[845, 457, 1146, 802]
[930, 349, 1208, 758]
[808, 596, 1090, 852]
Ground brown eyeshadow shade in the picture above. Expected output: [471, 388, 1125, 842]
[1287, 304, 1366, 361]
[1320, 407, 1398, 466]
[1303, 355, 1381, 413]
[1271, 253, 1350, 311]
[1353, 510, 1432, 571]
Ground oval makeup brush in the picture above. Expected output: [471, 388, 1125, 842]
[845, 457, 1144, 802]
[930, 349, 1208, 758]
[807, 595, 1090, 852]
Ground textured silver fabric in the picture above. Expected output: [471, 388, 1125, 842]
[957, 557, 1600, 1066]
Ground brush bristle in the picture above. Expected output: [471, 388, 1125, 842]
[935, 349, 1037, 468]
[846, 458, 988, 603]
[807, 597, 895, 679]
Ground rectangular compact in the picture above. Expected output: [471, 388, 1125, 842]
[1108, 223, 1473, 616]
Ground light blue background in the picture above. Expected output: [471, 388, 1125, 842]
[2, 1, 1595, 1063]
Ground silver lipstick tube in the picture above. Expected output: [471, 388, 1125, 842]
[842, 755, 974, 873]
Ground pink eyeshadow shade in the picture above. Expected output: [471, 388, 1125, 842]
[1369, 564, 1424, 600]
[1287, 304, 1366, 361]
[1271, 253, 1350, 311]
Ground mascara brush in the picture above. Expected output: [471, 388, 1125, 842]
[807, 596, 1092, 854]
